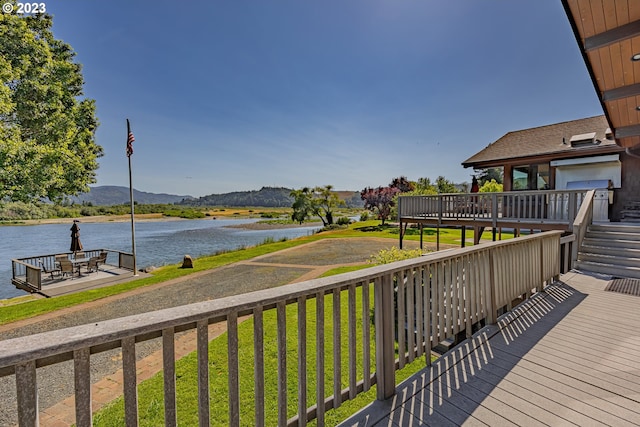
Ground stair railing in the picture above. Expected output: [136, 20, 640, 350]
[570, 189, 596, 264]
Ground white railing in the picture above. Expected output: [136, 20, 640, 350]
[0, 232, 562, 427]
[398, 189, 589, 226]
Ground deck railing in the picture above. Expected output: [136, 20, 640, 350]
[398, 189, 589, 226]
[0, 232, 562, 426]
[11, 249, 135, 292]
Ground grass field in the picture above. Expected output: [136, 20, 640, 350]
[92, 274, 435, 426]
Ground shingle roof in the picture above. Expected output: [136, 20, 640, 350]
[462, 115, 621, 168]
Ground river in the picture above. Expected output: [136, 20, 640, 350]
[0, 218, 320, 300]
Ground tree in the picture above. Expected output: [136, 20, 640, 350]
[309, 185, 343, 226]
[390, 176, 415, 193]
[435, 176, 459, 194]
[0, 11, 102, 202]
[361, 186, 400, 225]
[479, 179, 503, 193]
[411, 177, 437, 195]
[290, 185, 344, 226]
[474, 168, 503, 186]
[290, 187, 312, 224]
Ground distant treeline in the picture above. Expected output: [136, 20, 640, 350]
[0, 202, 206, 221]
[178, 186, 362, 208]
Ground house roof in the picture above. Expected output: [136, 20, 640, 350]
[561, 1, 640, 151]
[462, 115, 624, 168]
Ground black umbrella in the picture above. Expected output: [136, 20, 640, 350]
[70, 220, 83, 253]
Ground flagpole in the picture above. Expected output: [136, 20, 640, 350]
[127, 118, 138, 276]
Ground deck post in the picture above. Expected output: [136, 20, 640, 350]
[487, 251, 497, 324]
[374, 274, 395, 400]
[419, 224, 423, 249]
[461, 226, 466, 248]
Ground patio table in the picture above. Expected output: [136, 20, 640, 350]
[70, 257, 90, 276]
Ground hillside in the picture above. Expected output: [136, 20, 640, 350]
[71, 186, 193, 205]
[178, 187, 362, 208]
[178, 187, 293, 207]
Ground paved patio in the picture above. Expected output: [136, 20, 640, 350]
[340, 271, 640, 426]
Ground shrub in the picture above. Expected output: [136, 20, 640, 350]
[316, 224, 347, 233]
[359, 211, 369, 221]
[336, 216, 351, 225]
[367, 246, 424, 265]
[479, 179, 503, 193]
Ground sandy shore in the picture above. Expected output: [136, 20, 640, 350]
[14, 214, 184, 226]
[12, 215, 323, 230]
[225, 221, 323, 230]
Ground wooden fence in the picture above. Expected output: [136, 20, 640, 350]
[0, 232, 563, 426]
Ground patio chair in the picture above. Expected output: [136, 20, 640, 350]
[73, 251, 86, 260]
[86, 256, 100, 274]
[98, 251, 108, 267]
[39, 261, 61, 279]
[54, 254, 68, 267]
[58, 259, 74, 278]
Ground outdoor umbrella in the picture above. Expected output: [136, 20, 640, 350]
[70, 220, 83, 254]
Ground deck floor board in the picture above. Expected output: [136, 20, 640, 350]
[340, 271, 640, 426]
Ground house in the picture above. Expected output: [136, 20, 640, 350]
[462, 115, 640, 221]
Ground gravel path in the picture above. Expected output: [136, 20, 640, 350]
[0, 237, 430, 426]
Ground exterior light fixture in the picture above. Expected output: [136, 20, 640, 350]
[632, 53, 640, 61]
[636, 106, 640, 111]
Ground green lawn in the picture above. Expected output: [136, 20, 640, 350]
[92, 279, 435, 426]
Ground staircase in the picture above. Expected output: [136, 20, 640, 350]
[576, 224, 640, 279]
[621, 201, 640, 222]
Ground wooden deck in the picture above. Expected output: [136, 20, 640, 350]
[340, 271, 640, 426]
[16, 264, 149, 297]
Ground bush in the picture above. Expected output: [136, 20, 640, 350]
[336, 216, 351, 225]
[359, 211, 369, 221]
[316, 224, 347, 233]
[479, 179, 503, 193]
[367, 246, 424, 265]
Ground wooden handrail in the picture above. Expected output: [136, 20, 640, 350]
[0, 232, 562, 426]
[570, 189, 595, 263]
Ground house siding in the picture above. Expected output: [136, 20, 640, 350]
[612, 152, 640, 221]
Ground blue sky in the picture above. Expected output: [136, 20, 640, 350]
[47, 0, 602, 197]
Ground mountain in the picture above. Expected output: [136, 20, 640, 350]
[178, 187, 363, 208]
[71, 186, 194, 205]
[178, 187, 294, 207]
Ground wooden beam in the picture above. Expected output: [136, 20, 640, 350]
[615, 123, 640, 139]
[603, 83, 640, 101]
[585, 20, 640, 51]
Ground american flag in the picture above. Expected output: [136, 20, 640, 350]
[126, 129, 135, 157]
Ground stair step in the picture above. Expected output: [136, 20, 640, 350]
[582, 238, 640, 250]
[623, 201, 640, 209]
[574, 261, 640, 280]
[580, 245, 640, 257]
[578, 252, 640, 268]
[588, 224, 640, 234]
[584, 230, 640, 242]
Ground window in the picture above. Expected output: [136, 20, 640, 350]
[513, 166, 529, 190]
[512, 163, 550, 190]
